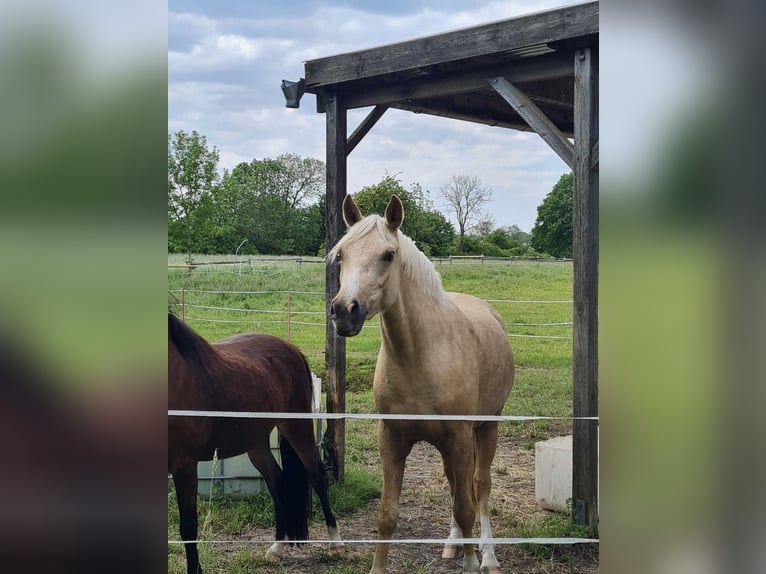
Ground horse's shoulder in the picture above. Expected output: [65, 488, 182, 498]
[447, 291, 507, 333]
[447, 291, 485, 305]
[446, 291, 496, 318]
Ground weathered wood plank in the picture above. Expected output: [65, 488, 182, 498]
[489, 76, 574, 168]
[591, 140, 599, 170]
[572, 46, 599, 535]
[346, 105, 388, 155]
[340, 51, 573, 110]
[305, 2, 598, 87]
[324, 90, 347, 481]
[389, 102, 535, 133]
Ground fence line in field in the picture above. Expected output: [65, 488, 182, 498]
[167, 255, 571, 271]
[172, 288, 574, 341]
[168, 407, 598, 548]
[170, 288, 573, 304]
[168, 536, 597, 546]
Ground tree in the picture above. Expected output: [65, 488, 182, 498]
[530, 172, 573, 258]
[168, 130, 220, 255]
[440, 174, 493, 252]
[473, 217, 495, 239]
[351, 175, 455, 257]
[212, 154, 326, 255]
[264, 153, 325, 209]
[505, 224, 530, 246]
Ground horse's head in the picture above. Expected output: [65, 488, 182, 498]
[329, 194, 404, 337]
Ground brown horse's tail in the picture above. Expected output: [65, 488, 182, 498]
[275, 353, 314, 542]
[277, 435, 311, 542]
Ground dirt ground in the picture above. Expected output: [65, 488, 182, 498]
[218, 436, 598, 573]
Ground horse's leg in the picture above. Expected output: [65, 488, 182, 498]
[370, 421, 413, 574]
[474, 422, 501, 574]
[279, 420, 343, 552]
[172, 462, 202, 574]
[441, 457, 463, 560]
[439, 426, 480, 574]
[246, 436, 288, 559]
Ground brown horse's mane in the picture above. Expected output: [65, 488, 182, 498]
[168, 312, 219, 373]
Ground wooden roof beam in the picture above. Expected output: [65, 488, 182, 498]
[489, 76, 574, 169]
[304, 1, 598, 87]
[338, 51, 573, 110]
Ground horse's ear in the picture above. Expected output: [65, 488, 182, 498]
[342, 194, 363, 227]
[385, 194, 404, 231]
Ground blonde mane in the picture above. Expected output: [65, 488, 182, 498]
[328, 215, 447, 304]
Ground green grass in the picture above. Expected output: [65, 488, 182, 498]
[168, 255, 576, 572]
[168, 256, 573, 384]
[511, 500, 594, 561]
[168, 465, 380, 574]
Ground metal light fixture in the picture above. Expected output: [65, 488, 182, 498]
[281, 78, 305, 108]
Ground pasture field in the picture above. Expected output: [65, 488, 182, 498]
[168, 256, 596, 573]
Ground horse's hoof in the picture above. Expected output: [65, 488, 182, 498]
[480, 567, 503, 574]
[442, 544, 462, 559]
[328, 544, 345, 555]
[264, 552, 281, 562]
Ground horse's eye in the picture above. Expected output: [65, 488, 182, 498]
[335, 251, 342, 261]
[382, 251, 395, 262]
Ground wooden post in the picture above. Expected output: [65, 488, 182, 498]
[181, 288, 185, 321]
[287, 289, 291, 342]
[324, 89, 347, 481]
[572, 46, 599, 535]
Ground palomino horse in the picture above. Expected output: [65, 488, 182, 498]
[168, 313, 342, 574]
[329, 195, 514, 574]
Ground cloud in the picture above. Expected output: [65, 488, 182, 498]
[167, 0, 574, 229]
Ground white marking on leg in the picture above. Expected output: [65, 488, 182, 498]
[463, 548, 480, 573]
[442, 512, 463, 559]
[265, 536, 288, 559]
[479, 513, 500, 571]
[449, 513, 463, 541]
[327, 525, 344, 551]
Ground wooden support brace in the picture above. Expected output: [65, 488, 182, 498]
[347, 105, 388, 155]
[488, 76, 574, 169]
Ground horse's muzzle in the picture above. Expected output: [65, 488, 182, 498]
[330, 299, 367, 337]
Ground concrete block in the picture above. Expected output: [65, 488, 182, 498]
[535, 435, 572, 513]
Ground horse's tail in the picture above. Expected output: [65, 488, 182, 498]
[277, 435, 311, 542]
[276, 352, 314, 542]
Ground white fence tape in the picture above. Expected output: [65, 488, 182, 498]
[168, 536, 598, 546]
[168, 410, 597, 422]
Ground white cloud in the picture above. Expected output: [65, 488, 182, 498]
[168, 1, 578, 229]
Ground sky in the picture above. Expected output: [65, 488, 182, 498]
[168, 1, 578, 232]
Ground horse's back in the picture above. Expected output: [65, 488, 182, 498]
[213, 333, 312, 409]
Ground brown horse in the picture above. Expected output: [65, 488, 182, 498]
[168, 313, 342, 574]
[329, 195, 514, 574]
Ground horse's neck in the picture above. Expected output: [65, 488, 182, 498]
[379, 269, 451, 361]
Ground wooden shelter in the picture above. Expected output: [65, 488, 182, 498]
[288, 1, 598, 533]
